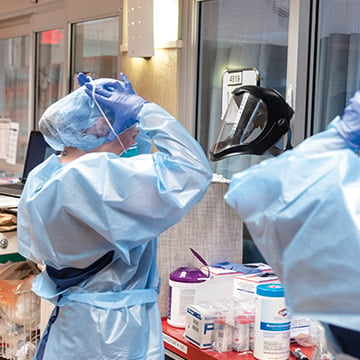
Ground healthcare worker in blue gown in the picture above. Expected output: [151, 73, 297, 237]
[17, 73, 212, 360]
[219, 87, 360, 358]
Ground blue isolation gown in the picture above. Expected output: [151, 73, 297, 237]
[17, 103, 212, 360]
[225, 121, 360, 334]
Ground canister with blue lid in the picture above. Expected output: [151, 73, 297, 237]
[253, 283, 290, 360]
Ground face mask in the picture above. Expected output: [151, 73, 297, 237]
[120, 143, 138, 158]
[209, 86, 294, 160]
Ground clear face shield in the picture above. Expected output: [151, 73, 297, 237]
[209, 86, 293, 161]
[209, 92, 268, 160]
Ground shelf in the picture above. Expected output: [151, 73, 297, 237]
[0, 230, 19, 257]
[162, 318, 315, 360]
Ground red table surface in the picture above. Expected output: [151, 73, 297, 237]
[162, 318, 315, 360]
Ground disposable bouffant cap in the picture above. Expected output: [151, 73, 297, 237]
[39, 86, 113, 151]
[39, 77, 139, 151]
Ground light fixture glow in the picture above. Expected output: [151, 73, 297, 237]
[153, 0, 179, 47]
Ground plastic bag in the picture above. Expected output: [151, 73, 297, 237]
[0, 260, 40, 281]
[0, 212, 17, 232]
[0, 262, 41, 359]
[225, 127, 360, 332]
[0, 261, 40, 320]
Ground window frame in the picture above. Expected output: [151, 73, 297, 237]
[183, 0, 318, 150]
[0, 0, 121, 174]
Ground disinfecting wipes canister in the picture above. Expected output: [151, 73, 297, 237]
[253, 284, 290, 360]
[168, 267, 207, 328]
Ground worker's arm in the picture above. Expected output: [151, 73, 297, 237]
[83, 74, 212, 243]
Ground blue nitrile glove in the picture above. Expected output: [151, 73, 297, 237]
[84, 73, 147, 139]
[212, 261, 262, 274]
[332, 90, 360, 151]
[77, 72, 93, 87]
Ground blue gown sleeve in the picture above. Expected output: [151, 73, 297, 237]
[224, 114, 360, 331]
[52, 103, 212, 248]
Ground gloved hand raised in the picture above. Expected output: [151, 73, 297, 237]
[77, 72, 93, 87]
[84, 73, 147, 139]
[333, 90, 360, 150]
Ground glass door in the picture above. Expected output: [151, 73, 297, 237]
[196, 0, 290, 179]
[0, 35, 30, 173]
[312, 0, 360, 134]
[35, 28, 65, 122]
[70, 17, 119, 90]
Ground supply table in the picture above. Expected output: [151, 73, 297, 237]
[162, 318, 315, 360]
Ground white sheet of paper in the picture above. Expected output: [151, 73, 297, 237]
[0, 119, 11, 160]
[0, 195, 19, 209]
[6, 122, 19, 165]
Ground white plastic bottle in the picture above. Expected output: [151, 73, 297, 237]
[253, 284, 290, 360]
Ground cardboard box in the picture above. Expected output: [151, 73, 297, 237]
[233, 272, 281, 300]
[196, 263, 273, 303]
[290, 316, 311, 339]
[201, 263, 272, 279]
[184, 304, 216, 349]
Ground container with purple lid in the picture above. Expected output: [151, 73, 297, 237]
[167, 266, 208, 328]
[170, 266, 208, 283]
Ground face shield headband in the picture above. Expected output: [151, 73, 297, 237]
[209, 85, 294, 161]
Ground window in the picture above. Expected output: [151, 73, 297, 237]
[0, 2, 120, 177]
[70, 17, 119, 90]
[196, 0, 290, 179]
[313, 0, 360, 133]
[0, 35, 30, 171]
[35, 28, 65, 121]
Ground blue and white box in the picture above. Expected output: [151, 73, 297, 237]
[184, 304, 215, 349]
